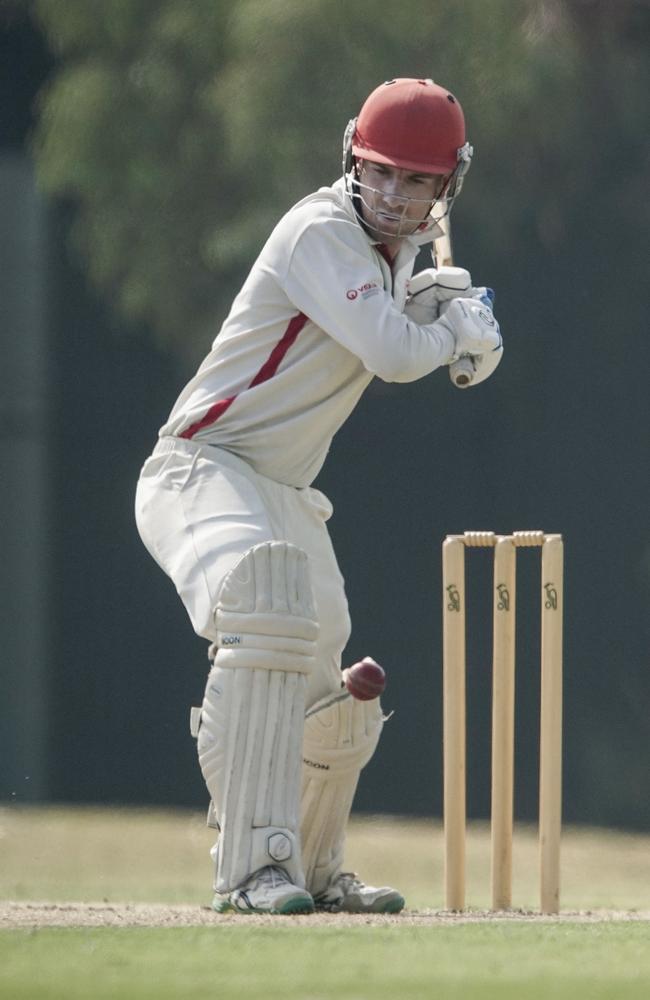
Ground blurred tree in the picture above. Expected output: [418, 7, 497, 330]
[30, 0, 650, 365]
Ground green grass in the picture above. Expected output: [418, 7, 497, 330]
[2, 924, 650, 1000]
[1, 806, 650, 910]
[1, 807, 650, 999]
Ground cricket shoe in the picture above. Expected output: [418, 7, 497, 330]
[313, 872, 405, 914]
[212, 865, 315, 915]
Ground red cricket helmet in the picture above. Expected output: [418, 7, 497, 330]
[351, 78, 467, 175]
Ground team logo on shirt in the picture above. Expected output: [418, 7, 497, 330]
[346, 281, 380, 301]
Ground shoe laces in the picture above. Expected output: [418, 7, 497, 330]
[257, 865, 292, 889]
[331, 872, 363, 894]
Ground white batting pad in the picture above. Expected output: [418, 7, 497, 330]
[300, 691, 384, 896]
[214, 541, 319, 673]
[195, 542, 318, 892]
[198, 663, 307, 891]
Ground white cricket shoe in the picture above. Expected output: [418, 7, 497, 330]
[313, 872, 405, 914]
[212, 865, 315, 915]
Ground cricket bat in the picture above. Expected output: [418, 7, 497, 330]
[433, 212, 475, 388]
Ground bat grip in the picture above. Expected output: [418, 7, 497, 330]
[450, 355, 475, 388]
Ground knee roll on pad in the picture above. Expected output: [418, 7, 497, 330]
[300, 691, 384, 897]
[214, 541, 319, 673]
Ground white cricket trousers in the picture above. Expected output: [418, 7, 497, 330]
[135, 436, 351, 705]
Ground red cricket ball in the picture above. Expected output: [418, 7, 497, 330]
[342, 656, 386, 701]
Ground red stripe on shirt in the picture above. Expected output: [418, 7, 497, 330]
[376, 243, 394, 269]
[179, 312, 308, 440]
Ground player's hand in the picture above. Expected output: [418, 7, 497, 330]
[404, 266, 471, 325]
[448, 338, 504, 387]
[438, 295, 503, 362]
[406, 267, 503, 386]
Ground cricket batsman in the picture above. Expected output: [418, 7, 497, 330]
[135, 78, 503, 915]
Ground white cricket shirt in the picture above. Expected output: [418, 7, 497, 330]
[159, 177, 454, 487]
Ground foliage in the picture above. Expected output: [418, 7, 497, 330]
[28, 0, 649, 362]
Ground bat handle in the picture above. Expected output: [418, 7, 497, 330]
[448, 290, 494, 388]
[450, 354, 475, 388]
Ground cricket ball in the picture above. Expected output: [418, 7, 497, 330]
[342, 657, 386, 701]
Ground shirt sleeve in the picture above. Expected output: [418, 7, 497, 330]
[278, 213, 455, 383]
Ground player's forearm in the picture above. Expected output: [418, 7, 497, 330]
[358, 308, 456, 383]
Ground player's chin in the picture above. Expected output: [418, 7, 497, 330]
[370, 210, 425, 242]
[365, 213, 401, 241]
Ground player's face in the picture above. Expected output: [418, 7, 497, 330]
[357, 160, 448, 243]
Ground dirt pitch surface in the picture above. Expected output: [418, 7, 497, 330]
[2, 902, 649, 929]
